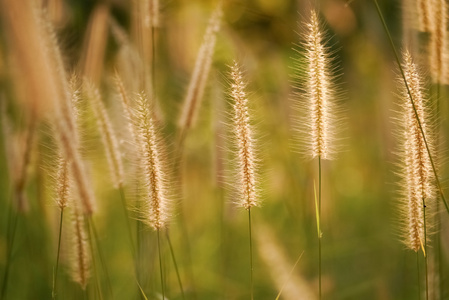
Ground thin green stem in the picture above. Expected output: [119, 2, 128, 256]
[372, 0, 449, 215]
[1, 202, 18, 299]
[422, 198, 428, 300]
[157, 229, 165, 300]
[318, 156, 322, 300]
[87, 217, 103, 300]
[88, 217, 113, 299]
[52, 209, 64, 300]
[118, 184, 136, 259]
[248, 208, 254, 300]
[165, 230, 185, 300]
[417, 252, 421, 300]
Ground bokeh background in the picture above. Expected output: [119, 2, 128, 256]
[0, 0, 448, 299]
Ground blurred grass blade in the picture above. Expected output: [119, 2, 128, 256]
[275, 251, 304, 300]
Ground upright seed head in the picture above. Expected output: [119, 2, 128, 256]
[178, 5, 222, 132]
[429, 0, 448, 84]
[293, 10, 340, 160]
[135, 92, 169, 230]
[417, 0, 433, 32]
[230, 61, 258, 210]
[55, 154, 70, 210]
[70, 205, 91, 289]
[397, 50, 435, 252]
[85, 81, 124, 189]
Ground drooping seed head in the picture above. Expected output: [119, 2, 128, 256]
[70, 205, 91, 289]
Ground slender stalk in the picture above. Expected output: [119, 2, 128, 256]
[165, 231, 185, 300]
[422, 197, 428, 300]
[157, 229, 165, 300]
[88, 217, 113, 299]
[118, 184, 136, 259]
[52, 209, 65, 299]
[248, 208, 254, 300]
[1, 202, 18, 299]
[417, 252, 421, 300]
[372, 0, 449, 215]
[87, 217, 103, 300]
[318, 156, 322, 300]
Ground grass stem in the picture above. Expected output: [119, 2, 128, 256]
[248, 208, 254, 300]
[422, 198, 428, 300]
[417, 252, 421, 300]
[318, 156, 322, 300]
[157, 228, 165, 300]
[52, 209, 64, 300]
[166, 230, 185, 300]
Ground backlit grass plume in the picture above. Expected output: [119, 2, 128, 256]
[85, 81, 124, 189]
[135, 92, 169, 230]
[70, 205, 91, 290]
[229, 61, 259, 210]
[417, 0, 433, 32]
[396, 50, 435, 252]
[178, 4, 222, 135]
[429, 0, 448, 84]
[292, 10, 340, 160]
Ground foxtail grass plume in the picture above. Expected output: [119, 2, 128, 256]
[417, 0, 433, 32]
[293, 10, 340, 160]
[429, 0, 448, 84]
[85, 81, 124, 189]
[55, 154, 70, 210]
[70, 205, 91, 289]
[80, 3, 109, 84]
[115, 72, 138, 145]
[135, 92, 169, 230]
[178, 5, 222, 133]
[1, 0, 97, 215]
[229, 61, 259, 210]
[397, 50, 435, 252]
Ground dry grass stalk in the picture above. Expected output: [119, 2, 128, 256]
[417, 0, 433, 32]
[230, 62, 258, 210]
[70, 205, 91, 289]
[135, 92, 169, 230]
[81, 3, 109, 84]
[178, 5, 222, 132]
[429, 0, 448, 84]
[85, 81, 124, 189]
[397, 50, 435, 252]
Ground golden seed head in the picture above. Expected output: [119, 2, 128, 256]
[135, 92, 169, 230]
[230, 61, 258, 210]
[397, 50, 435, 252]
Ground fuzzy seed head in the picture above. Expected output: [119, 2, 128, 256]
[55, 155, 70, 209]
[70, 206, 90, 289]
[86, 82, 124, 189]
[430, 0, 448, 84]
[178, 5, 222, 131]
[230, 62, 258, 210]
[294, 10, 340, 160]
[397, 50, 435, 252]
[417, 0, 433, 32]
[135, 92, 169, 230]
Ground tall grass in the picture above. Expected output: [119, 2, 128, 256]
[1, 1, 449, 299]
